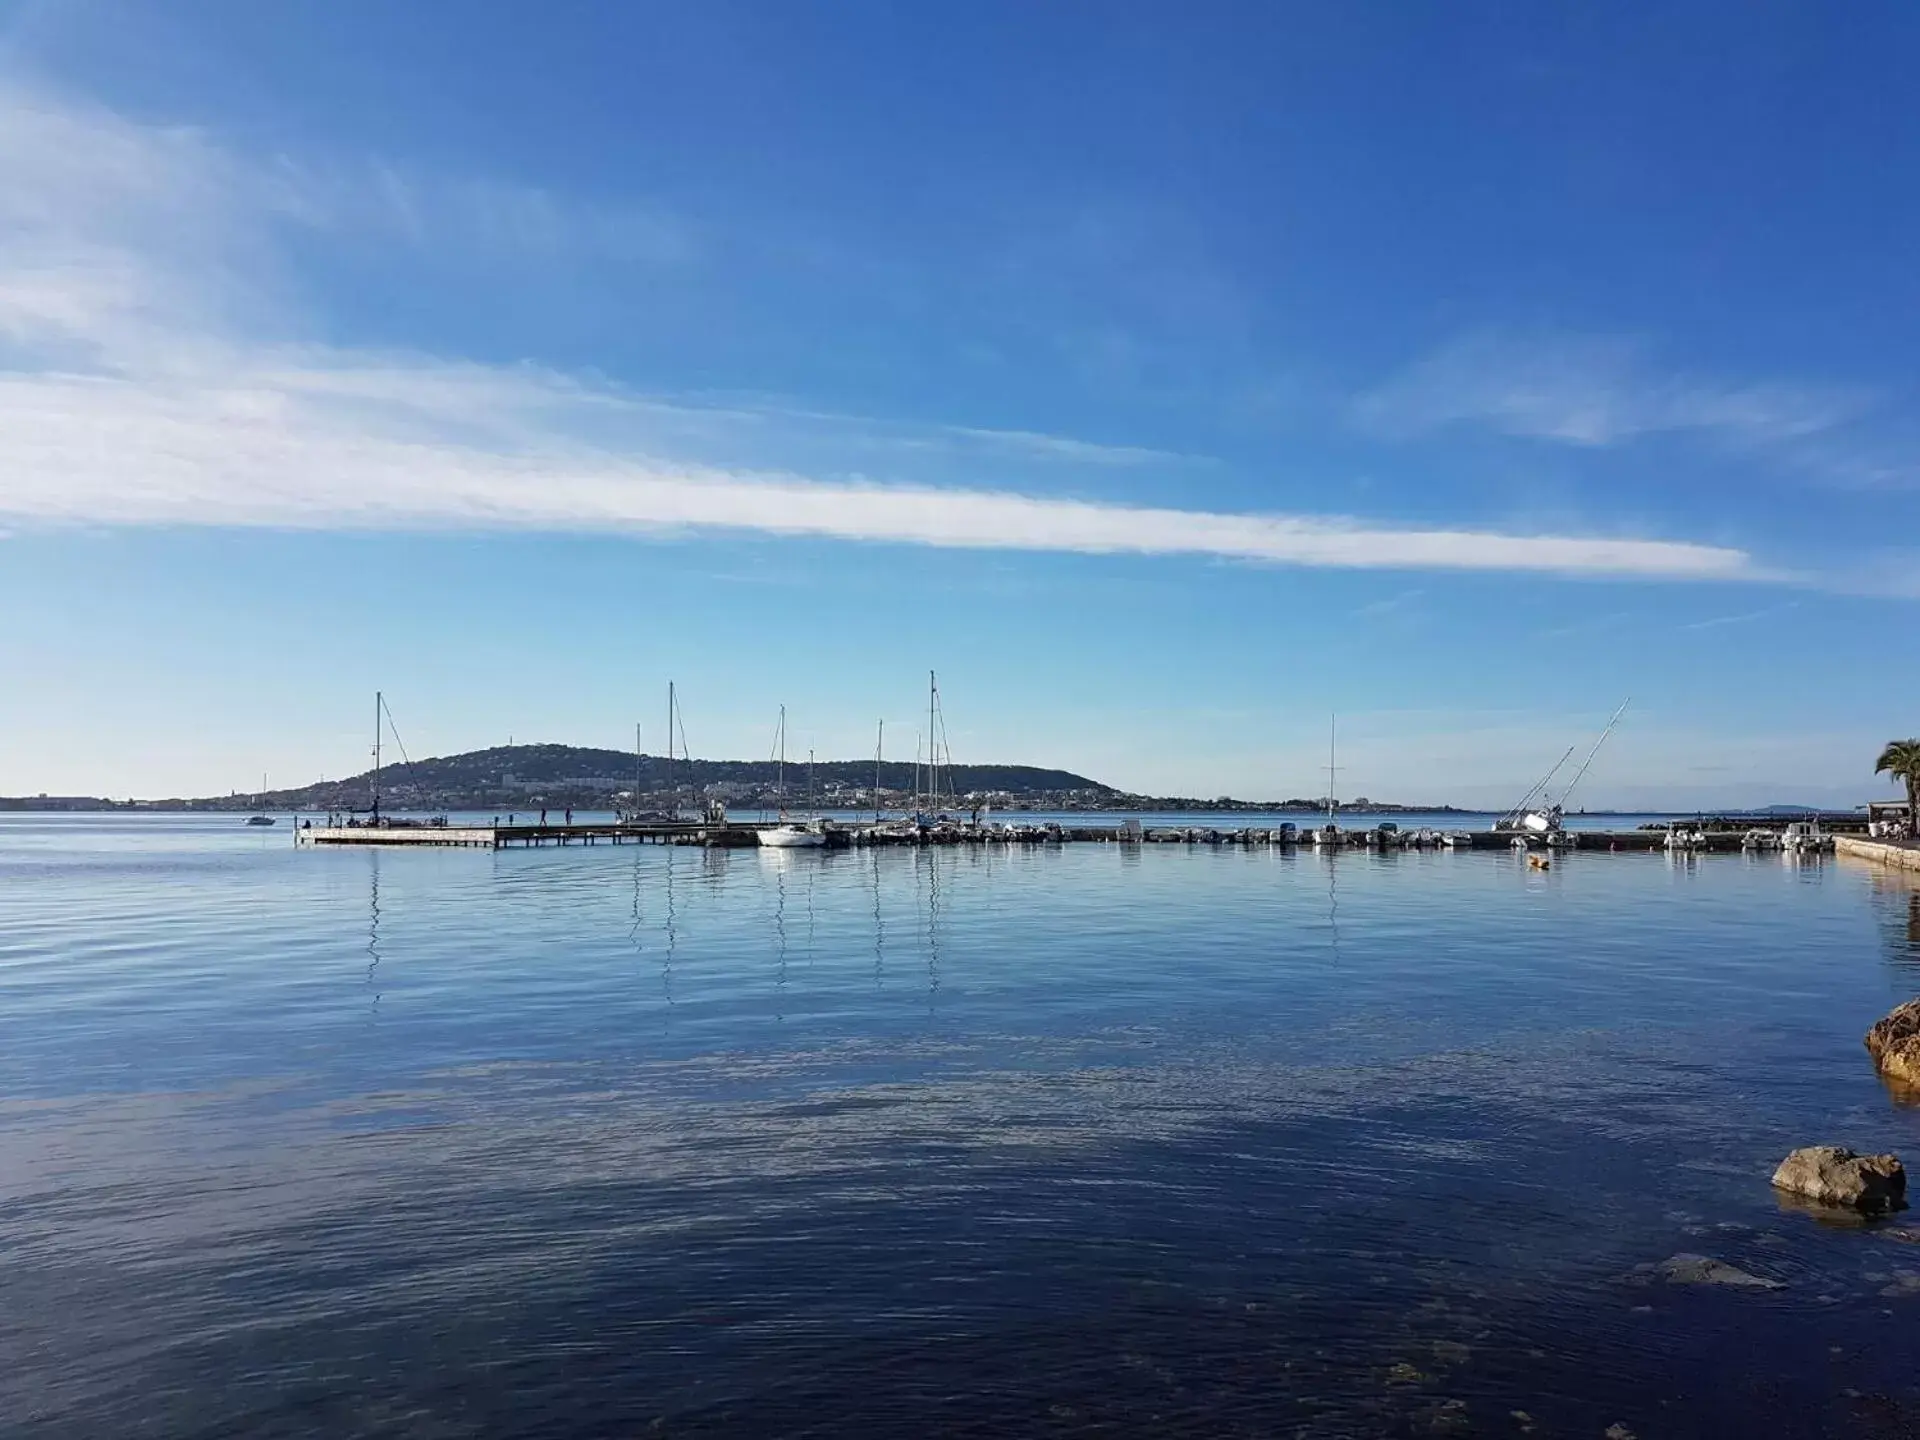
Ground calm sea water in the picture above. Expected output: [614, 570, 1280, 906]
[4, 814, 1920, 1438]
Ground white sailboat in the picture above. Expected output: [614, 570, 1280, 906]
[1312, 714, 1342, 846]
[246, 772, 276, 826]
[1493, 700, 1630, 835]
[613, 720, 675, 825]
[760, 706, 825, 848]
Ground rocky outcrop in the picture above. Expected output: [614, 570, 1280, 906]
[1622, 1254, 1783, 1289]
[1772, 1146, 1907, 1214]
[1868, 1000, 1920, 1087]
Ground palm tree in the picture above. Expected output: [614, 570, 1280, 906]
[1876, 739, 1920, 825]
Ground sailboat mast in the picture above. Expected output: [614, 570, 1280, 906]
[667, 682, 676, 810]
[875, 719, 884, 822]
[1559, 697, 1632, 812]
[1327, 714, 1336, 826]
[372, 690, 382, 822]
[807, 747, 815, 818]
[777, 705, 786, 814]
[928, 670, 938, 815]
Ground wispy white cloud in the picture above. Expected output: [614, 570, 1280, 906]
[0, 354, 1766, 577]
[936, 422, 1184, 466]
[616, 395, 1193, 468]
[1355, 330, 1868, 448]
[1681, 601, 1800, 631]
[277, 156, 698, 265]
[1354, 588, 1425, 617]
[1823, 549, 1920, 600]
[0, 78, 1771, 584]
[1534, 610, 1635, 640]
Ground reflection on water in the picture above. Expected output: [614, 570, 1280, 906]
[923, 847, 942, 1012]
[662, 847, 678, 1009]
[365, 849, 382, 1003]
[5, 816, 1920, 1437]
[771, 850, 788, 1019]
[1864, 866, 1920, 973]
[871, 846, 886, 990]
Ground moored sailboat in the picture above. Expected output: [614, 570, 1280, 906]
[246, 773, 276, 826]
[1493, 700, 1630, 836]
[759, 707, 825, 848]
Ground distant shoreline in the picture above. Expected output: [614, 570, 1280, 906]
[2, 795, 1486, 815]
[2, 742, 1860, 819]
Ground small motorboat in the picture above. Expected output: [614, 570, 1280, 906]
[245, 813, 276, 827]
[1779, 821, 1831, 855]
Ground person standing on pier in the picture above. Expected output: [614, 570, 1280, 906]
[565, 807, 573, 826]
[540, 807, 548, 826]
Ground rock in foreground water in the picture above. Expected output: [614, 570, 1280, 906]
[1623, 1254, 1784, 1289]
[1772, 1146, 1907, 1213]
[1866, 999, 1920, 1086]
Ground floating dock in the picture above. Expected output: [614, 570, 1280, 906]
[301, 821, 713, 849]
[296, 820, 1824, 854]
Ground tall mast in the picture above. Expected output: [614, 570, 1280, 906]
[1558, 697, 1632, 813]
[777, 704, 786, 815]
[807, 747, 815, 818]
[875, 719, 884, 821]
[928, 670, 938, 816]
[667, 682, 676, 810]
[634, 722, 641, 799]
[372, 690, 382, 823]
[1326, 713, 1336, 826]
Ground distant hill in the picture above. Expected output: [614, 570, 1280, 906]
[223, 744, 1114, 812]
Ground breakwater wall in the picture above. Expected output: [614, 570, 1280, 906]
[1836, 835, 1920, 873]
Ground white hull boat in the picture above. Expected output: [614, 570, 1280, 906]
[758, 705, 826, 847]
[760, 823, 826, 849]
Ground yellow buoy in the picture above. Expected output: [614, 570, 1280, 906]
[1528, 853, 1550, 871]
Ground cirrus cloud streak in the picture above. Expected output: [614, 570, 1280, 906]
[0, 355, 1763, 580]
[0, 75, 1763, 583]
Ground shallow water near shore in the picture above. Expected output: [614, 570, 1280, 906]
[5, 814, 1920, 1437]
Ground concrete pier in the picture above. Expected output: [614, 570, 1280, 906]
[294, 819, 1814, 854]
[299, 821, 720, 849]
[1837, 835, 1920, 873]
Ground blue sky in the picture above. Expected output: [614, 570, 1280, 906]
[1, 1, 1915, 806]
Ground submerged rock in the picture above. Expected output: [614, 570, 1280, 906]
[1772, 1146, 1907, 1214]
[1624, 1253, 1784, 1289]
[1866, 999, 1920, 1087]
